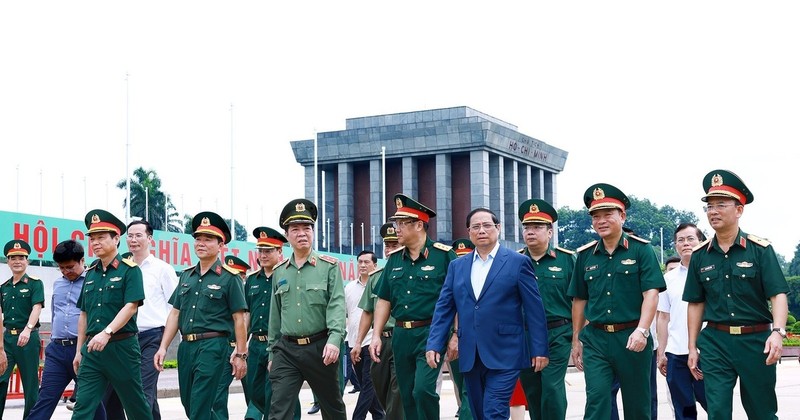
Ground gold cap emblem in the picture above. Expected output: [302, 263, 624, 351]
[13, 243, 21, 249]
[387, 227, 395, 235]
[593, 187, 605, 200]
[458, 243, 465, 249]
[201, 217, 211, 226]
[296, 202, 306, 212]
[711, 173, 723, 187]
[91, 214, 100, 224]
[395, 197, 403, 208]
[530, 204, 540, 213]
[259, 231, 267, 238]
[227, 259, 234, 265]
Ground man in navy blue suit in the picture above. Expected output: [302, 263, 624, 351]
[426, 208, 549, 420]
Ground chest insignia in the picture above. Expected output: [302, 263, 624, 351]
[735, 261, 753, 268]
[251, 285, 259, 289]
[208, 284, 222, 290]
[586, 264, 598, 272]
[277, 279, 287, 287]
[109, 277, 122, 282]
[19, 288, 29, 293]
[620, 259, 636, 265]
[548, 266, 562, 272]
[86, 281, 94, 285]
[700, 265, 715, 273]
[421, 265, 435, 271]
[392, 267, 402, 271]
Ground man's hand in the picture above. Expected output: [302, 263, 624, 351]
[369, 338, 382, 363]
[17, 329, 31, 347]
[350, 345, 361, 364]
[72, 352, 82, 375]
[0, 350, 7, 374]
[532, 356, 549, 372]
[571, 340, 584, 371]
[231, 356, 247, 380]
[657, 353, 668, 377]
[446, 334, 459, 361]
[425, 350, 440, 369]
[625, 330, 647, 352]
[86, 332, 111, 353]
[687, 348, 703, 380]
[154, 348, 167, 372]
[322, 343, 339, 366]
[764, 331, 784, 365]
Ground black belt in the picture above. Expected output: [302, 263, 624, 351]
[252, 334, 269, 342]
[283, 329, 328, 345]
[139, 326, 165, 336]
[182, 331, 229, 342]
[52, 338, 77, 346]
[87, 332, 136, 342]
[382, 329, 394, 338]
[396, 319, 432, 329]
[591, 321, 639, 333]
[6, 328, 37, 335]
[706, 322, 771, 335]
[547, 319, 571, 329]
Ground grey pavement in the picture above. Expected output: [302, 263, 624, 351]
[5, 359, 800, 419]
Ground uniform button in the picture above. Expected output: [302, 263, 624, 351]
[727, 294, 731, 297]
[199, 279, 202, 282]
[474, 305, 479, 310]
[608, 256, 612, 260]
[103, 274, 106, 277]
[725, 275, 729, 279]
[409, 276, 412, 279]
[607, 309, 611, 313]
[97, 304, 101, 306]
[404, 305, 408, 309]
[298, 319, 302, 323]
[724, 255, 728, 259]
[190, 319, 193, 322]
[96, 320, 100, 323]
[607, 273, 611, 277]
[297, 287, 300, 290]
[99, 288, 103, 291]
[730, 313, 735, 317]
[195, 292, 199, 295]
[261, 303, 265, 306]
[297, 303, 300, 306]
[741, 274, 746, 278]
[624, 271, 629, 274]
[192, 305, 196, 308]
[259, 316, 263, 319]
[606, 292, 611, 295]
[407, 291, 411, 294]
[705, 277, 710, 281]
[589, 276, 593, 280]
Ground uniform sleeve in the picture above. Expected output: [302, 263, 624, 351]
[568, 253, 588, 299]
[682, 252, 705, 303]
[124, 266, 146, 306]
[325, 262, 346, 348]
[374, 264, 391, 301]
[267, 266, 284, 353]
[520, 256, 549, 358]
[358, 275, 376, 312]
[77, 277, 87, 310]
[227, 273, 248, 314]
[33, 280, 46, 307]
[244, 275, 254, 311]
[759, 245, 790, 298]
[638, 245, 666, 293]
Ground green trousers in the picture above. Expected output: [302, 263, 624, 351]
[211, 342, 236, 419]
[698, 328, 777, 419]
[244, 339, 300, 420]
[370, 334, 404, 419]
[177, 337, 229, 420]
[0, 330, 41, 419]
[519, 322, 572, 420]
[392, 327, 443, 420]
[580, 325, 652, 420]
[73, 335, 152, 419]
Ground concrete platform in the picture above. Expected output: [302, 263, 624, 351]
[6, 359, 800, 419]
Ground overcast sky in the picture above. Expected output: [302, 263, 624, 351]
[1, 2, 798, 258]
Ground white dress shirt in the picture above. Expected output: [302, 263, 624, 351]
[470, 242, 500, 299]
[657, 264, 691, 355]
[345, 278, 371, 347]
[136, 254, 179, 331]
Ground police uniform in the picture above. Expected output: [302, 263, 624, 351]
[268, 199, 347, 419]
[516, 199, 575, 420]
[447, 238, 474, 420]
[211, 255, 251, 420]
[682, 170, 789, 419]
[72, 210, 153, 420]
[374, 194, 457, 420]
[357, 223, 404, 419]
[170, 211, 247, 420]
[568, 185, 665, 420]
[0, 240, 44, 418]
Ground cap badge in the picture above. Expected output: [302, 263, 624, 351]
[296, 202, 306, 212]
[227, 259, 234, 265]
[387, 227, 395, 235]
[457, 243, 465, 250]
[530, 204, 540, 213]
[395, 197, 403, 208]
[201, 217, 211, 226]
[711, 173, 723, 187]
[91, 214, 100, 224]
[13, 243, 21, 249]
[593, 188, 605, 200]
[259, 231, 268, 238]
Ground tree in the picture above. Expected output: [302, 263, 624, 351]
[789, 242, 800, 277]
[182, 213, 247, 242]
[117, 167, 181, 232]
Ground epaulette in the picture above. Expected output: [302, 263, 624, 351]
[518, 248, 526, 254]
[692, 239, 710, 252]
[576, 240, 598, 253]
[319, 255, 338, 265]
[275, 258, 291, 268]
[24, 275, 40, 281]
[387, 246, 405, 256]
[555, 246, 575, 255]
[628, 234, 650, 244]
[88, 259, 101, 269]
[747, 234, 771, 247]
[121, 258, 137, 267]
[182, 265, 195, 271]
[433, 242, 452, 252]
[368, 267, 384, 276]
[222, 264, 240, 275]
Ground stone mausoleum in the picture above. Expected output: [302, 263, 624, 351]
[291, 106, 568, 256]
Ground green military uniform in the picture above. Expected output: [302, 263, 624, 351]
[682, 170, 789, 419]
[268, 199, 347, 419]
[170, 211, 247, 420]
[374, 194, 457, 420]
[0, 240, 44, 419]
[515, 199, 575, 420]
[72, 210, 152, 420]
[242, 227, 300, 420]
[447, 238, 474, 420]
[568, 185, 665, 420]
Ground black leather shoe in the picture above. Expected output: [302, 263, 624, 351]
[308, 403, 321, 414]
[348, 387, 360, 394]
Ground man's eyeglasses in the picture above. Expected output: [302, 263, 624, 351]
[675, 236, 698, 244]
[703, 203, 737, 213]
[393, 220, 418, 230]
[469, 223, 497, 232]
[523, 224, 549, 232]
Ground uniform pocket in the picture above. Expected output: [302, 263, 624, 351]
[305, 283, 328, 306]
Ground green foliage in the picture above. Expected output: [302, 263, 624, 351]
[790, 322, 800, 335]
[557, 196, 700, 253]
[788, 314, 797, 325]
[117, 167, 182, 232]
[787, 277, 800, 318]
[161, 359, 178, 369]
[789, 242, 800, 276]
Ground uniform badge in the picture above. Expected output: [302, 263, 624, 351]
[387, 227, 395, 235]
[19, 288, 29, 293]
[392, 267, 402, 271]
[530, 203, 539, 213]
[86, 281, 94, 285]
[91, 214, 101, 224]
[296, 202, 306, 212]
[395, 197, 403, 208]
[251, 285, 259, 289]
[109, 277, 122, 282]
[548, 266, 562, 272]
[593, 187, 605, 200]
[586, 265, 598, 272]
[201, 217, 211, 226]
[711, 173, 723, 187]
[620, 259, 636, 265]
[277, 279, 287, 287]
[208, 284, 221, 290]
[700, 265, 715, 273]
[421, 265, 435, 271]
[13, 243, 21, 250]
[736, 261, 754, 268]
[260, 231, 268, 239]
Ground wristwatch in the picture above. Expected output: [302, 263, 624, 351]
[636, 327, 650, 338]
[26, 323, 35, 330]
[772, 327, 787, 338]
[234, 353, 248, 361]
[103, 327, 114, 335]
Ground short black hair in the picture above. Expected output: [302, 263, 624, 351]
[53, 240, 85, 263]
[357, 250, 377, 264]
[665, 256, 681, 266]
[674, 222, 705, 242]
[465, 208, 500, 228]
[128, 220, 154, 236]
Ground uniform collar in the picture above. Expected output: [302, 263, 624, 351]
[708, 228, 748, 252]
[3, 273, 31, 286]
[592, 233, 629, 255]
[401, 236, 432, 261]
[188, 258, 224, 276]
[288, 250, 319, 268]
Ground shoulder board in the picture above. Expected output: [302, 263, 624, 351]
[387, 246, 405, 256]
[517, 248, 526, 254]
[368, 267, 384, 276]
[275, 258, 291, 268]
[88, 259, 100, 269]
[576, 240, 598, 253]
[121, 258, 137, 267]
[222, 264, 240, 275]
[433, 242, 452, 252]
[555, 246, 575, 255]
[26, 275, 41, 281]
[747, 234, 771, 247]
[628, 234, 650, 244]
[319, 255, 338, 265]
[692, 239, 710, 252]
[182, 265, 194, 271]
